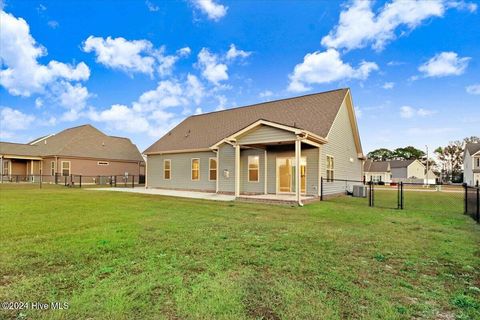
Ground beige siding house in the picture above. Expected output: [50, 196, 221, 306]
[464, 143, 480, 186]
[364, 159, 433, 184]
[0, 125, 144, 183]
[144, 88, 365, 205]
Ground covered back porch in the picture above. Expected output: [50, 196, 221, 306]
[1, 155, 43, 182]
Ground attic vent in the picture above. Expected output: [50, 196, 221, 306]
[44, 140, 47, 144]
[102, 142, 105, 147]
[185, 129, 191, 137]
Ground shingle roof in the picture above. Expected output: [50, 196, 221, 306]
[388, 159, 417, 168]
[363, 160, 390, 172]
[144, 88, 349, 154]
[0, 125, 143, 162]
[465, 143, 480, 155]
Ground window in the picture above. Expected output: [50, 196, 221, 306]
[97, 161, 109, 166]
[3, 160, 9, 175]
[50, 161, 55, 176]
[477, 158, 480, 167]
[164, 159, 171, 180]
[248, 156, 259, 182]
[61, 161, 70, 176]
[191, 159, 200, 181]
[326, 156, 334, 182]
[209, 158, 217, 181]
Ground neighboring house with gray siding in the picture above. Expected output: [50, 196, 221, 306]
[464, 143, 480, 186]
[144, 88, 365, 205]
[364, 159, 432, 184]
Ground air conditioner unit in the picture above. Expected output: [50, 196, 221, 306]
[353, 185, 367, 198]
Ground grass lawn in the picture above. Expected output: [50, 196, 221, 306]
[0, 185, 479, 320]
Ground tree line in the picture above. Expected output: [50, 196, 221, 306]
[367, 136, 480, 182]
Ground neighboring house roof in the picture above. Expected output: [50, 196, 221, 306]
[465, 143, 480, 156]
[145, 88, 356, 154]
[0, 125, 144, 162]
[364, 160, 390, 172]
[388, 159, 417, 168]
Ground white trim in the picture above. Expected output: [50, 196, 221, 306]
[247, 155, 260, 183]
[50, 161, 55, 176]
[208, 157, 217, 181]
[215, 151, 219, 192]
[235, 145, 240, 197]
[163, 159, 171, 180]
[318, 146, 322, 196]
[326, 155, 334, 182]
[264, 150, 268, 194]
[145, 148, 211, 155]
[191, 158, 200, 181]
[295, 140, 302, 205]
[61, 161, 71, 176]
[275, 156, 307, 195]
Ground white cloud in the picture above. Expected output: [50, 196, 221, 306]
[0, 10, 90, 97]
[354, 106, 363, 119]
[197, 48, 228, 85]
[186, 74, 204, 104]
[194, 107, 203, 114]
[35, 98, 43, 108]
[418, 51, 470, 77]
[382, 82, 394, 89]
[47, 20, 59, 29]
[259, 90, 273, 98]
[288, 49, 378, 92]
[400, 105, 436, 119]
[155, 46, 191, 77]
[191, 0, 228, 21]
[0, 107, 35, 131]
[82, 36, 156, 75]
[321, 0, 449, 51]
[466, 84, 480, 95]
[89, 104, 151, 133]
[215, 95, 228, 111]
[145, 0, 159, 12]
[177, 47, 191, 57]
[226, 44, 251, 60]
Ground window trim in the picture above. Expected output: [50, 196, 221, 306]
[50, 161, 55, 176]
[248, 155, 260, 183]
[3, 160, 10, 175]
[163, 159, 171, 180]
[326, 155, 334, 182]
[191, 158, 200, 181]
[61, 161, 71, 176]
[208, 157, 217, 181]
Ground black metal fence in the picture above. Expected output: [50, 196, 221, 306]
[1, 174, 145, 189]
[320, 178, 479, 223]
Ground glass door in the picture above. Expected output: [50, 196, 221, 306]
[277, 157, 307, 194]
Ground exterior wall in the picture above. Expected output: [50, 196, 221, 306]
[475, 173, 480, 186]
[147, 151, 217, 191]
[320, 100, 363, 195]
[240, 148, 265, 194]
[10, 160, 27, 175]
[464, 151, 473, 185]
[218, 144, 235, 193]
[365, 172, 391, 183]
[407, 160, 426, 179]
[391, 167, 407, 179]
[237, 125, 296, 145]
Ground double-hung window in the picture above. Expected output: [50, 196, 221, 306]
[248, 156, 259, 182]
[326, 156, 334, 182]
[209, 158, 217, 181]
[164, 159, 171, 180]
[191, 159, 200, 181]
[61, 161, 70, 176]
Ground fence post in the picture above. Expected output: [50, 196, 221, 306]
[132, 175, 135, 188]
[369, 177, 373, 207]
[114, 176, 117, 188]
[400, 182, 404, 210]
[320, 177, 324, 201]
[397, 182, 400, 209]
[40, 175, 42, 189]
[79, 175, 82, 188]
[463, 183, 468, 215]
[476, 187, 479, 223]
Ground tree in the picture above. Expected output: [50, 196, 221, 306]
[367, 148, 394, 161]
[464, 136, 480, 144]
[392, 146, 425, 160]
[434, 141, 463, 183]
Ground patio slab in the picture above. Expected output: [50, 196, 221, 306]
[93, 187, 235, 201]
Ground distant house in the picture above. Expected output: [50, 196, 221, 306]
[364, 159, 431, 183]
[0, 125, 144, 183]
[464, 143, 480, 186]
[144, 88, 364, 205]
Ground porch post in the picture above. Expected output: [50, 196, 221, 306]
[0, 156, 3, 183]
[235, 144, 240, 197]
[295, 139, 302, 206]
[264, 149, 268, 195]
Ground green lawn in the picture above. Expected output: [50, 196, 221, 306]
[0, 185, 479, 320]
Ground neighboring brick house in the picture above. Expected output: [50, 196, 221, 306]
[144, 88, 365, 205]
[0, 125, 144, 183]
[464, 143, 480, 186]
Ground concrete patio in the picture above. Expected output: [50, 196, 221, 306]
[93, 187, 235, 201]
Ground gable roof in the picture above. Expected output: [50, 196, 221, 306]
[388, 159, 418, 168]
[145, 88, 359, 154]
[465, 143, 480, 156]
[1, 125, 143, 162]
[363, 160, 390, 172]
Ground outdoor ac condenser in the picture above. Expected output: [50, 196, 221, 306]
[353, 185, 367, 198]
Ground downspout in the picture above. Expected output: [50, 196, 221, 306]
[145, 155, 148, 189]
[212, 149, 219, 193]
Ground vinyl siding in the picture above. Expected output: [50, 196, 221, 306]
[391, 167, 407, 179]
[406, 161, 425, 179]
[240, 149, 265, 193]
[237, 125, 296, 145]
[320, 100, 363, 195]
[464, 151, 473, 186]
[218, 143, 235, 193]
[147, 151, 216, 191]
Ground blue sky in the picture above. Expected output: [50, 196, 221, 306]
[0, 0, 479, 153]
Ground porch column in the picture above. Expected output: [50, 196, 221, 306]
[0, 156, 3, 183]
[235, 144, 240, 197]
[264, 149, 268, 195]
[295, 139, 302, 206]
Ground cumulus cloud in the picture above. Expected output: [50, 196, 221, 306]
[191, 0, 228, 21]
[466, 84, 480, 95]
[197, 48, 228, 85]
[382, 82, 394, 89]
[0, 107, 35, 131]
[288, 49, 378, 92]
[259, 90, 273, 98]
[88, 104, 151, 133]
[418, 51, 470, 77]
[226, 44, 251, 60]
[145, 0, 159, 12]
[400, 106, 436, 119]
[0, 10, 90, 97]
[321, 0, 457, 52]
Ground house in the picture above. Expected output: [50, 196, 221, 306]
[0, 125, 144, 183]
[464, 142, 480, 186]
[364, 159, 432, 184]
[363, 160, 391, 183]
[144, 88, 364, 205]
